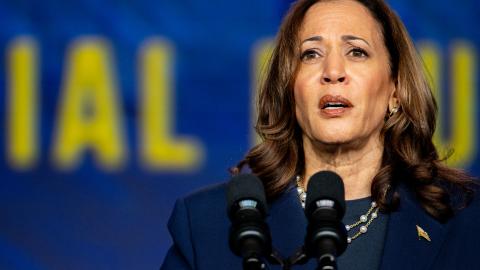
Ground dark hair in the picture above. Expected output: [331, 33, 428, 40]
[232, 0, 475, 222]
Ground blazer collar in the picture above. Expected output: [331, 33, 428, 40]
[379, 185, 448, 270]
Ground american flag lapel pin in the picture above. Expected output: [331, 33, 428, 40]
[416, 225, 431, 242]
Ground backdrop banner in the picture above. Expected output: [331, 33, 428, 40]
[0, 0, 478, 269]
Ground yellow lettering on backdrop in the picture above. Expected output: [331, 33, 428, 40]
[449, 42, 477, 166]
[138, 38, 203, 170]
[251, 38, 274, 146]
[6, 37, 38, 169]
[419, 41, 477, 167]
[52, 37, 126, 170]
[418, 42, 443, 148]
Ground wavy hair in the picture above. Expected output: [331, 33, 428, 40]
[232, 0, 475, 222]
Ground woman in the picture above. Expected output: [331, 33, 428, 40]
[161, 0, 479, 269]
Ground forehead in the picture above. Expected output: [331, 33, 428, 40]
[299, 0, 383, 44]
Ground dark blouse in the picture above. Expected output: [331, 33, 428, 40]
[338, 197, 389, 270]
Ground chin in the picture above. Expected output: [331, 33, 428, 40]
[318, 138, 351, 146]
[316, 127, 352, 141]
[313, 133, 353, 146]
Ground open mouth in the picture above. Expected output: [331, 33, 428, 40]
[319, 95, 353, 110]
[322, 102, 349, 109]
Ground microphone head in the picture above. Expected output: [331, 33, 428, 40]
[226, 174, 267, 218]
[305, 171, 346, 220]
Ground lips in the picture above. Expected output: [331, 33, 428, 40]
[318, 95, 353, 116]
[319, 95, 353, 109]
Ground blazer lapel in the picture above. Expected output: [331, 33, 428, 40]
[267, 186, 307, 259]
[379, 186, 448, 270]
[265, 186, 317, 270]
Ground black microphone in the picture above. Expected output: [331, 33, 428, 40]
[226, 174, 273, 270]
[304, 171, 348, 270]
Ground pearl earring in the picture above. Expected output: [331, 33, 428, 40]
[389, 107, 398, 118]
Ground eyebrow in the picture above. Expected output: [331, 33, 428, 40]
[342, 35, 371, 47]
[301, 35, 371, 47]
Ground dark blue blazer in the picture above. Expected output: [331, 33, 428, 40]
[160, 183, 480, 270]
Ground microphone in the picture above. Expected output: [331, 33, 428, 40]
[304, 171, 348, 270]
[226, 174, 273, 270]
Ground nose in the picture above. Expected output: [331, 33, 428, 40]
[321, 53, 347, 84]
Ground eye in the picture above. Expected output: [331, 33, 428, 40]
[348, 47, 369, 58]
[300, 49, 322, 63]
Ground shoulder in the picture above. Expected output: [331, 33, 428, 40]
[183, 182, 228, 205]
[162, 181, 241, 269]
[441, 183, 479, 245]
[165, 181, 241, 269]
[169, 182, 229, 230]
[167, 182, 227, 238]
[430, 188, 480, 269]
[448, 178, 480, 220]
[174, 182, 229, 224]
[449, 183, 480, 225]
[168, 181, 230, 242]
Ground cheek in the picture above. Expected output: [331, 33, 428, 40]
[294, 69, 318, 108]
[293, 79, 314, 129]
[361, 86, 391, 121]
[294, 87, 307, 126]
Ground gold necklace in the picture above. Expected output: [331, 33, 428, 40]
[295, 175, 380, 244]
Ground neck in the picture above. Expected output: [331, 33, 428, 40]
[302, 135, 384, 200]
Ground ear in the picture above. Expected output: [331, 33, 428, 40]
[387, 83, 399, 112]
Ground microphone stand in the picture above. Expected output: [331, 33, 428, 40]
[314, 237, 338, 270]
[284, 246, 339, 270]
[284, 246, 309, 270]
[241, 248, 285, 270]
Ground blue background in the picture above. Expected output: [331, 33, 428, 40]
[0, 0, 478, 269]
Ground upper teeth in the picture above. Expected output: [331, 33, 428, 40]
[325, 102, 345, 108]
